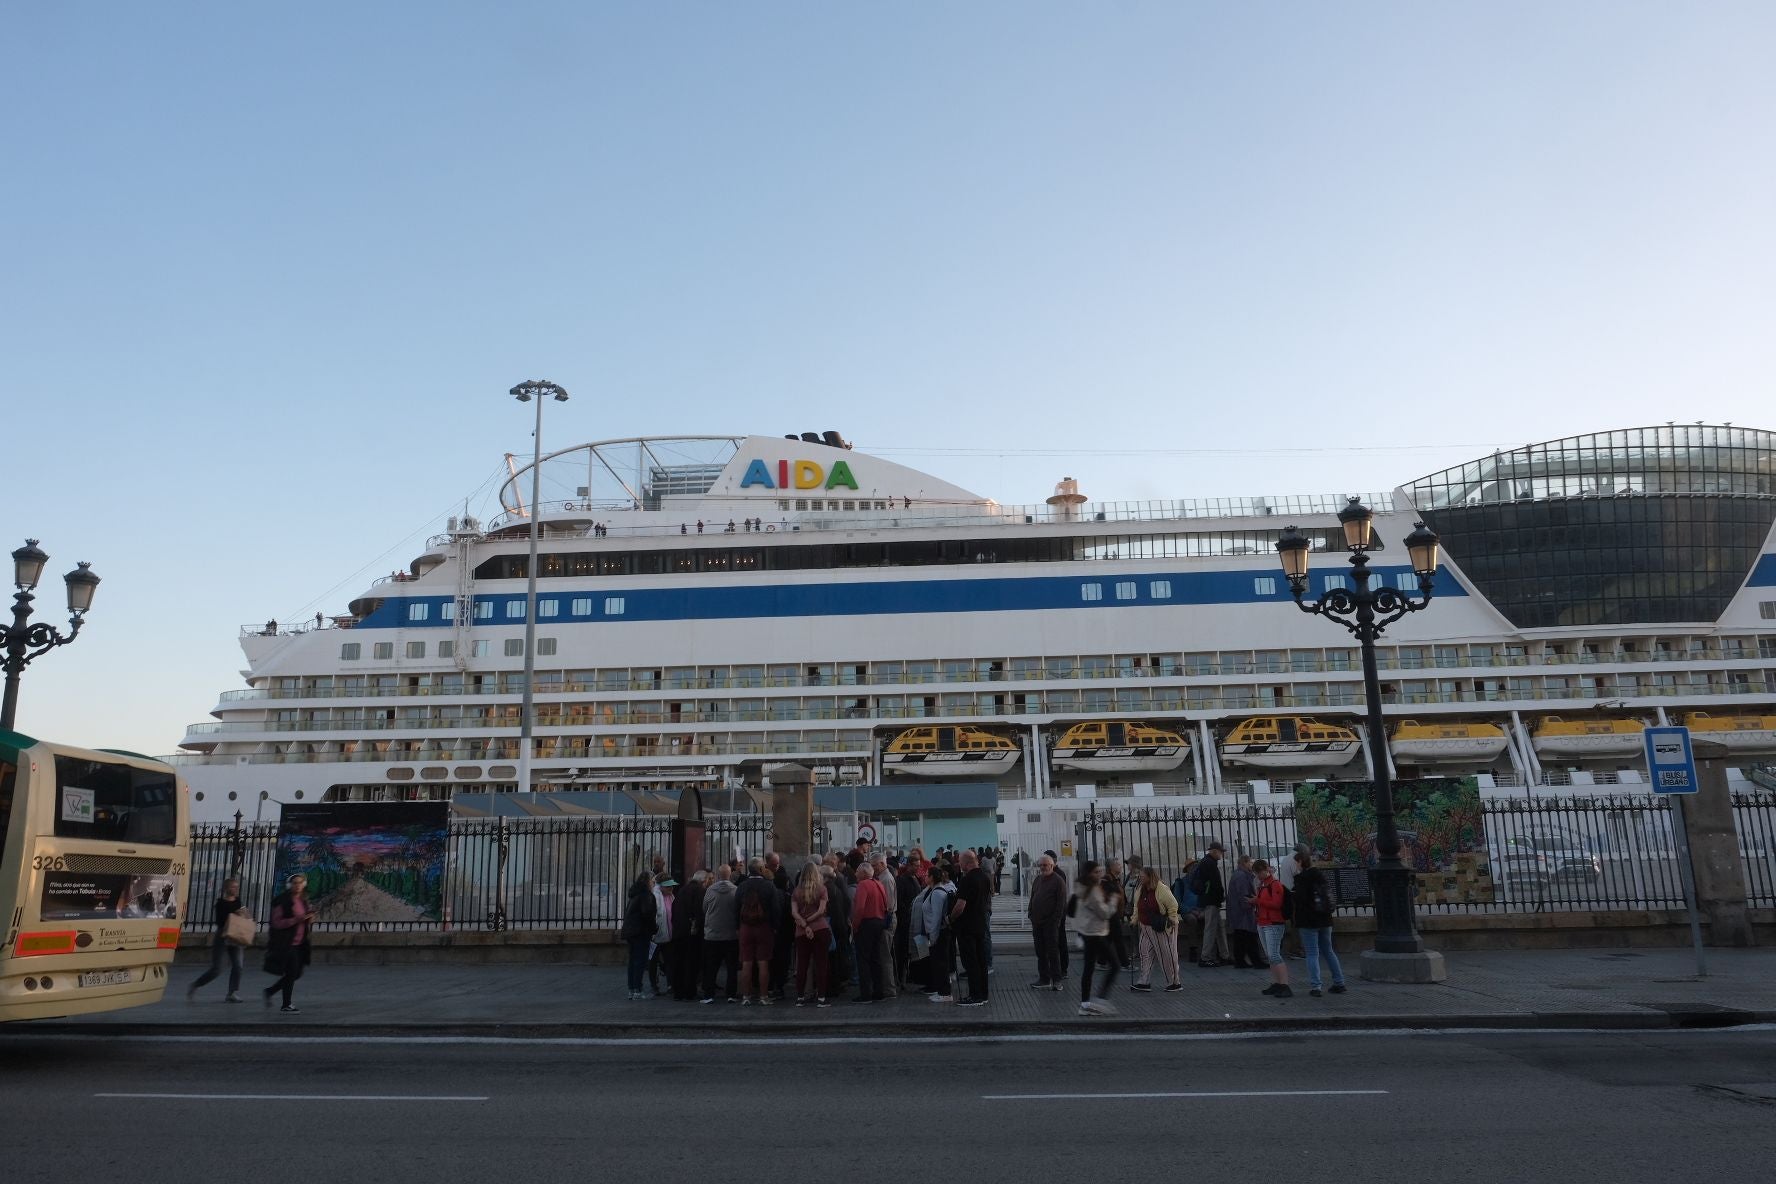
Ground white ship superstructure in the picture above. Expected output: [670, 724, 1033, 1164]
[173, 426, 1776, 821]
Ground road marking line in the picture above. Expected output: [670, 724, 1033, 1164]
[981, 1089, 1389, 1101]
[94, 1092, 487, 1101]
[34, 1023, 1776, 1049]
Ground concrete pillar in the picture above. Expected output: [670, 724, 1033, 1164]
[768, 763, 815, 868]
[1682, 742, 1756, 947]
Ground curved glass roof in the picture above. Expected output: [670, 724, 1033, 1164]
[1403, 424, 1776, 511]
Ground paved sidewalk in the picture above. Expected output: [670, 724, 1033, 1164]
[26, 946, 1776, 1038]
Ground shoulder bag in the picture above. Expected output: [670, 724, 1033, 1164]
[224, 910, 256, 947]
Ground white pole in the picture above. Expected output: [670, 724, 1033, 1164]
[518, 393, 544, 798]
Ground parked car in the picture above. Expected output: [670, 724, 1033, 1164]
[1502, 833, 1603, 882]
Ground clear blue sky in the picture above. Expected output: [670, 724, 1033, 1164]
[4, 3, 1773, 755]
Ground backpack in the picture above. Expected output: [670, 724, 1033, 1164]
[739, 885, 767, 925]
[1309, 872, 1334, 916]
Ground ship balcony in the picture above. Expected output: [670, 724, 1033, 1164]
[212, 646, 1774, 706]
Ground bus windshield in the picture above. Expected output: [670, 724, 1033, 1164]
[52, 754, 178, 846]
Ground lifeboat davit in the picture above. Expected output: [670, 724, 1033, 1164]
[1220, 716, 1361, 769]
[1051, 720, 1190, 773]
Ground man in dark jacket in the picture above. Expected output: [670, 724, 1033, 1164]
[671, 871, 706, 1000]
[1026, 853, 1068, 989]
[1189, 842, 1230, 967]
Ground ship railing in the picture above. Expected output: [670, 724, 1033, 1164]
[238, 618, 347, 639]
[475, 491, 1403, 541]
[214, 649, 1775, 703]
[188, 678, 1776, 738]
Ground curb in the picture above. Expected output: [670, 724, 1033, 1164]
[19, 1008, 1773, 1040]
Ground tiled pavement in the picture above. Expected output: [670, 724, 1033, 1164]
[36, 945, 1776, 1036]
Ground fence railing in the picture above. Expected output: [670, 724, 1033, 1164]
[185, 793, 1776, 933]
[1072, 795, 1700, 915]
[184, 815, 774, 935]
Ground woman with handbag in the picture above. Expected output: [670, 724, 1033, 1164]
[262, 874, 315, 1013]
[187, 878, 249, 1002]
[1130, 866, 1182, 993]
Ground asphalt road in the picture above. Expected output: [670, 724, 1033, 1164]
[4, 1029, 1774, 1181]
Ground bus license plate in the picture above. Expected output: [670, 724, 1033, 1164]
[77, 970, 134, 988]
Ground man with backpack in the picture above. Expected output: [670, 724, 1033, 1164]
[735, 858, 780, 1005]
[1290, 852, 1348, 997]
[1189, 842, 1231, 967]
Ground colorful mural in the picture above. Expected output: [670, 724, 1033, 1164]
[273, 802, 449, 923]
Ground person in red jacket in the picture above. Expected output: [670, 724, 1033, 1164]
[1250, 860, 1293, 999]
[851, 866, 890, 1003]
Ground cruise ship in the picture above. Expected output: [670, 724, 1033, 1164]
[173, 425, 1776, 822]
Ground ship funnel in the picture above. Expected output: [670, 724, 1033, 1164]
[1047, 476, 1088, 521]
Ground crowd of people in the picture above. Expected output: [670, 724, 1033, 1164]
[617, 839, 1350, 1015]
[620, 842, 1004, 1007]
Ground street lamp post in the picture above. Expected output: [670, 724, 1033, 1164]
[1274, 500, 1448, 983]
[2, 539, 101, 732]
[508, 380, 569, 797]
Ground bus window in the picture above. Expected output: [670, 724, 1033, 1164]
[0, 760, 15, 855]
[53, 755, 178, 846]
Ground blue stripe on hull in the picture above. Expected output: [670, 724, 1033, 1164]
[356, 566, 1467, 629]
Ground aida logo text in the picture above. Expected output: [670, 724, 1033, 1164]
[739, 458, 860, 491]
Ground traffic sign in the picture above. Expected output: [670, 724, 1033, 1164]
[1643, 725, 1699, 794]
[857, 823, 877, 844]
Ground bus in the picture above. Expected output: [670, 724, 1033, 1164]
[0, 731, 190, 1022]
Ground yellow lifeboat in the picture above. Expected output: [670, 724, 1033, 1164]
[1530, 715, 1646, 758]
[1051, 721, 1190, 773]
[882, 725, 1021, 779]
[1683, 712, 1776, 754]
[1388, 720, 1510, 764]
[1220, 717, 1361, 769]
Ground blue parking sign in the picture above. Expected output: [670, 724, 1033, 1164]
[1643, 726, 1699, 794]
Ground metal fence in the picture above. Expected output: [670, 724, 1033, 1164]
[185, 814, 774, 934]
[1734, 791, 1776, 908]
[1073, 795, 1699, 914]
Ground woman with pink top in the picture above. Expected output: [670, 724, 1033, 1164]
[790, 862, 832, 1007]
[262, 874, 316, 1013]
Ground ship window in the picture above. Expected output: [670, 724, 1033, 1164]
[538, 599, 559, 618]
[795, 499, 808, 511]
[504, 639, 524, 657]
[440, 601, 456, 621]
[605, 597, 626, 616]
[406, 641, 425, 659]
[407, 603, 430, 622]
[1115, 582, 1137, 600]
[1080, 583, 1103, 602]
[538, 638, 557, 656]
[474, 602, 493, 620]
[1150, 580, 1172, 599]
[810, 500, 823, 511]
[472, 640, 490, 657]
[1253, 577, 1278, 596]
[1761, 601, 1776, 620]
[340, 643, 361, 661]
[505, 601, 525, 620]
[1323, 574, 1348, 591]
[373, 642, 394, 660]
[438, 641, 455, 659]
[843, 500, 856, 511]
[1395, 573, 1417, 590]
[572, 597, 593, 616]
